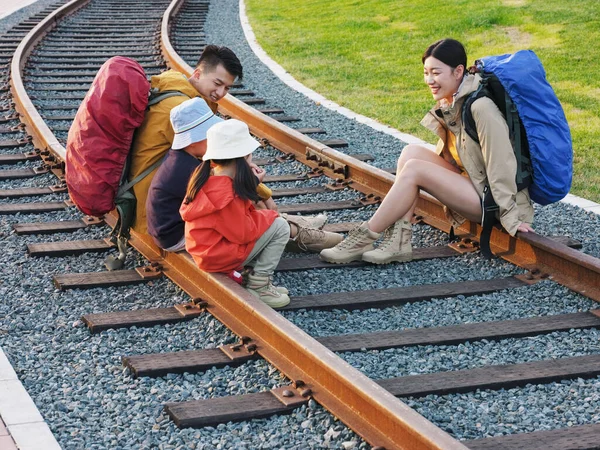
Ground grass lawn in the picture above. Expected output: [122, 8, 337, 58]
[246, 0, 600, 203]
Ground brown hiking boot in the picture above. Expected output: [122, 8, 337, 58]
[362, 220, 413, 264]
[319, 221, 381, 264]
[286, 225, 343, 253]
[281, 213, 328, 230]
[245, 272, 290, 308]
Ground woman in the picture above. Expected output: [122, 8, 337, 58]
[320, 38, 534, 265]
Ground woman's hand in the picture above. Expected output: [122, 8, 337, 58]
[516, 222, 534, 233]
[249, 163, 266, 182]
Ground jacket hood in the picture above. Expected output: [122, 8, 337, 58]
[150, 70, 199, 99]
[180, 176, 235, 221]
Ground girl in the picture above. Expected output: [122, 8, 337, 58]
[320, 38, 534, 264]
[180, 119, 291, 308]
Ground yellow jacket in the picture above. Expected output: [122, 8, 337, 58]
[129, 70, 271, 233]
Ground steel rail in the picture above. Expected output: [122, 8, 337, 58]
[10, 0, 91, 161]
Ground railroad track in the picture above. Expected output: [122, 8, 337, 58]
[2, 0, 600, 448]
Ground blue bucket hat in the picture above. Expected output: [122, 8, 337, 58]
[170, 97, 223, 150]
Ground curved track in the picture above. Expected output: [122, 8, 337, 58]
[3, 0, 600, 448]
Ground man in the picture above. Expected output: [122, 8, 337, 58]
[129, 45, 248, 234]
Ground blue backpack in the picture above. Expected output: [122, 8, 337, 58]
[461, 50, 572, 258]
[462, 50, 573, 206]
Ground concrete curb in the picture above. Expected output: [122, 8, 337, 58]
[238, 0, 600, 215]
[0, 348, 62, 450]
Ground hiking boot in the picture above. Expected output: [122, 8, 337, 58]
[281, 213, 328, 230]
[319, 221, 381, 264]
[242, 268, 288, 294]
[362, 220, 413, 264]
[245, 272, 290, 308]
[287, 225, 343, 253]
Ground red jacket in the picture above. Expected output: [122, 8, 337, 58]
[179, 176, 279, 272]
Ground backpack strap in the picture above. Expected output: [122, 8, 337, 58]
[147, 89, 190, 107]
[479, 185, 499, 259]
[117, 156, 163, 197]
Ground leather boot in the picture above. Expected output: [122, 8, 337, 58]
[286, 223, 343, 253]
[281, 213, 328, 230]
[245, 272, 290, 308]
[319, 221, 381, 263]
[362, 220, 412, 264]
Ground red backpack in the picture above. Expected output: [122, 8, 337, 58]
[66, 56, 149, 217]
[66, 56, 188, 217]
[66, 56, 188, 269]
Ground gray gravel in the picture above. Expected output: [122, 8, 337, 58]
[405, 376, 600, 441]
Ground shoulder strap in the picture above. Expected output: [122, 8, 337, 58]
[147, 89, 190, 107]
[117, 157, 163, 196]
[461, 82, 488, 144]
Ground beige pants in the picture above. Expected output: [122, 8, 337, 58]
[242, 217, 290, 276]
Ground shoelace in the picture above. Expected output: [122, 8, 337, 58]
[249, 277, 282, 297]
[378, 225, 400, 250]
[335, 226, 368, 250]
[296, 227, 325, 251]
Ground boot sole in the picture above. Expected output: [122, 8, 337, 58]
[362, 254, 413, 265]
[319, 254, 364, 264]
[247, 288, 290, 308]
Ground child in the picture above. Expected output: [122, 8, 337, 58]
[146, 97, 223, 252]
[181, 120, 343, 308]
[148, 97, 331, 253]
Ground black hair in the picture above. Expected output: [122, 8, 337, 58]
[184, 157, 259, 205]
[196, 45, 243, 81]
[422, 39, 467, 70]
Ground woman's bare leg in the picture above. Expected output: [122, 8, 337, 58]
[368, 147, 481, 232]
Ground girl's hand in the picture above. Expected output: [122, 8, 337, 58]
[516, 222, 534, 233]
[249, 163, 266, 182]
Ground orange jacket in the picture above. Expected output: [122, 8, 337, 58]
[180, 176, 279, 272]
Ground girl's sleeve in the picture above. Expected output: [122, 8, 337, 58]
[471, 97, 522, 235]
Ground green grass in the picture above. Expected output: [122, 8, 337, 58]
[246, 0, 600, 202]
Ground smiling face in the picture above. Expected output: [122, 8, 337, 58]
[189, 63, 236, 103]
[423, 56, 464, 103]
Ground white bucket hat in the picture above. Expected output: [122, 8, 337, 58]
[170, 97, 223, 150]
[202, 119, 260, 161]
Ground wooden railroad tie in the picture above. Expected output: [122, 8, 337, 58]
[12, 216, 104, 235]
[163, 354, 600, 429]
[53, 265, 163, 290]
[464, 422, 600, 450]
[83, 274, 533, 333]
[122, 312, 600, 378]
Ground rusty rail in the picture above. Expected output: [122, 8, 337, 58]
[10, 0, 91, 161]
[9, 0, 600, 447]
